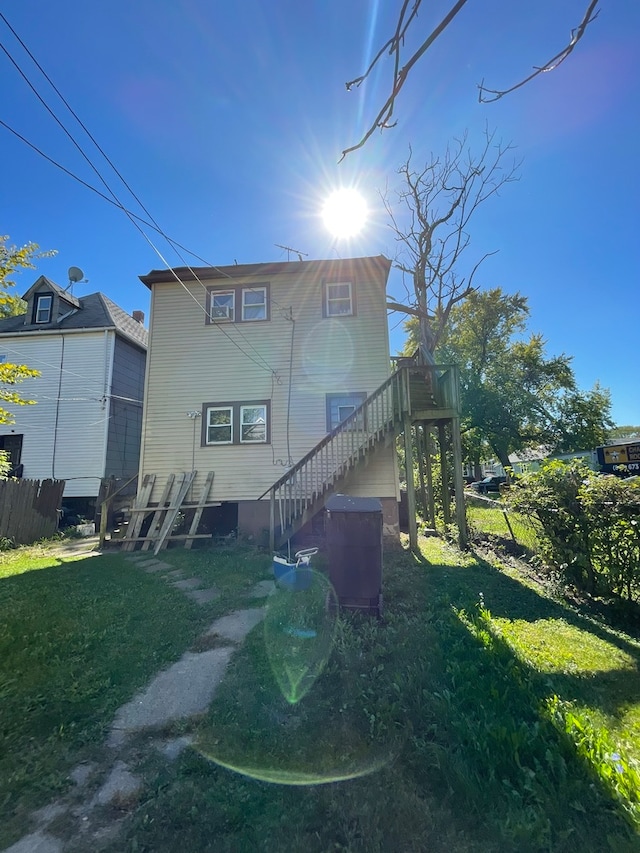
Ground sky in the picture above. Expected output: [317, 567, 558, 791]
[1, 1, 638, 426]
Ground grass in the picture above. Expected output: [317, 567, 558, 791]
[112, 539, 640, 852]
[466, 498, 538, 553]
[2, 537, 640, 851]
[0, 541, 270, 849]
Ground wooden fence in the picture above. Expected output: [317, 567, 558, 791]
[0, 478, 65, 545]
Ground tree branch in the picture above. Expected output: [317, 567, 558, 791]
[478, 1, 600, 102]
[342, 0, 600, 157]
[340, 0, 470, 160]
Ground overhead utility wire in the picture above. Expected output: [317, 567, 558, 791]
[2, 119, 291, 354]
[0, 27, 277, 375]
[0, 120, 212, 264]
[1, 18, 295, 318]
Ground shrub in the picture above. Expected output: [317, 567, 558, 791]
[508, 459, 596, 591]
[508, 460, 640, 602]
[579, 474, 640, 602]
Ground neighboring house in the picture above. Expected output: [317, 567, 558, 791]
[138, 256, 404, 544]
[0, 276, 147, 513]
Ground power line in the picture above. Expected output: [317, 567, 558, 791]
[0, 20, 280, 376]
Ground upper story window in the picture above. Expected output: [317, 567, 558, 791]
[242, 287, 267, 321]
[209, 291, 235, 322]
[207, 284, 270, 324]
[323, 281, 354, 317]
[34, 294, 53, 324]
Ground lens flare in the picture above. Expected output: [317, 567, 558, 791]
[322, 189, 368, 238]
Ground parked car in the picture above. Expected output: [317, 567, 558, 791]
[469, 475, 506, 495]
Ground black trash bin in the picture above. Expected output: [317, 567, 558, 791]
[325, 494, 383, 617]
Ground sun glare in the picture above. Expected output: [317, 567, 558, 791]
[322, 189, 368, 239]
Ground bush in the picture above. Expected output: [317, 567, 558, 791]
[579, 474, 640, 602]
[508, 459, 595, 591]
[507, 460, 640, 602]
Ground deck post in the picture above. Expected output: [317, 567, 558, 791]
[416, 423, 427, 515]
[438, 423, 451, 526]
[269, 490, 275, 553]
[424, 426, 436, 527]
[451, 416, 467, 548]
[404, 417, 418, 549]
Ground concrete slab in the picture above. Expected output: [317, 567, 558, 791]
[141, 560, 173, 573]
[164, 569, 184, 579]
[171, 577, 202, 591]
[248, 580, 275, 598]
[94, 761, 142, 807]
[3, 831, 63, 853]
[31, 802, 67, 827]
[186, 587, 220, 605]
[69, 762, 97, 788]
[109, 647, 234, 739]
[205, 609, 265, 643]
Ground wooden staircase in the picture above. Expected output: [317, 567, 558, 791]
[261, 363, 460, 549]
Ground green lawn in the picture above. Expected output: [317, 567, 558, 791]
[466, 499, 539, 552]
[1, 538, 639, 851]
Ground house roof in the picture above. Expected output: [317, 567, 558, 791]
[0, 291, 148, 350]
[21, 275, 81, 308]
[139, 255, 392, 288]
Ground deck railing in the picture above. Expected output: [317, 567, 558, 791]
[261, 363, 459, 547]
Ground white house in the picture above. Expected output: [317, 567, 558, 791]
[0, 276, 147, 514]
[137, 256, 404, 545]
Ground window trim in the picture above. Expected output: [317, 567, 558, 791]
[34, 293, 53, 324]
[208, 290, 235, 322]
[323, 280, 355, 318]
[202, 400, 271, 445]
[207, 284, 270, 324]
[239, 403, 268, 443]
[326, 392, 367, 432]
[205, 406, 234, 445]
[241, 286, 268, 322]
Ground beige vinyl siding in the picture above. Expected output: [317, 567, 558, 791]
[140, 261, 397, 502]
[0, 331, 112, 497]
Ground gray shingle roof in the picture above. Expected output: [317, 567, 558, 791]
[0, 291, 148, 350]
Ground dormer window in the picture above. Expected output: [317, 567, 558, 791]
[34, 294, 52, 324]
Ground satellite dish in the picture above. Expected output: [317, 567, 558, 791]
[68, 266, 84, 284]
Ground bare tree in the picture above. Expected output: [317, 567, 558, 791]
[384, 128, 519, 359]
[342, 0, 600, 159]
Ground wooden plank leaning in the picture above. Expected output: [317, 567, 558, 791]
[141, 474, 177, 551]
[122, 474, 156, 551]
[153, 471, 197, 556]
[184, 471, 214, 549]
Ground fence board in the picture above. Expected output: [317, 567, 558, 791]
[0, 479, 65, 545]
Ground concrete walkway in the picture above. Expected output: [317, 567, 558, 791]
[3, 548, 274, 853]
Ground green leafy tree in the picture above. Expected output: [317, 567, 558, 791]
[0, 236, 50, 423]
[420, 288, 613, 470]
[0, 236, 55, 317]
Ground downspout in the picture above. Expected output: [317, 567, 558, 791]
[102, 330, 114, 478]
[51, 334, 65, 479]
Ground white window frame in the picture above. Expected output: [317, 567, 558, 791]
[242, 287, 267, 321]
[209, 290, 235, 322]
[325, 281, 353, 317]
[35, 294, 53, 324]
[240, 404, 267, 444]
[206, 406, 233, 444]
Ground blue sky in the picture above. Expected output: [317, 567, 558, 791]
[1, 1, 638, 426]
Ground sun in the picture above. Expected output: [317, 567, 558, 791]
[322, 189, 368, 238]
